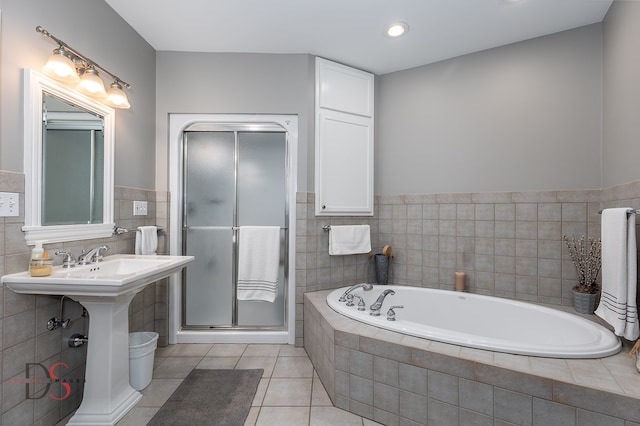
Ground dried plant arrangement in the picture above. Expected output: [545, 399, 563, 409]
[562, 235, 602, 294]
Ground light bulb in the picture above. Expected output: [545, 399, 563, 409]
[105, 81, 131, 109]
[386, 22, 409, 38]
[43, 48, 79, 84]
[77, 68, 107, 98]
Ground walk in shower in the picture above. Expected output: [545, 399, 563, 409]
[168, 114, 297, 344]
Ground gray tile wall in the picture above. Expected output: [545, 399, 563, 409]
[0, 171, 168, 425]
[296, 182, 640, 346]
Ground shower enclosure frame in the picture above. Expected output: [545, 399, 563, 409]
[168, 114, 297, 344]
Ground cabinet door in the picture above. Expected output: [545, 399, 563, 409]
[315, 109, 373, 215]
[317, 58, 374, 117]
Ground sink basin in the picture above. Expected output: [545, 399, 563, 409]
[1, 253, 194, 425]
[2, 254, 194, 297]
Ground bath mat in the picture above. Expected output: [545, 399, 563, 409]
[148, 368, 263, 426]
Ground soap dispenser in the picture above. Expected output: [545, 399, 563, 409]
[29, 241, 52, 277]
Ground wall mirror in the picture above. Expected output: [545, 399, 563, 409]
[23, 69, 115, 244]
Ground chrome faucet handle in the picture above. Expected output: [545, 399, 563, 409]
[94, 245, 109, 262]
[386, 305, 404, 321]
[352, 295, 366, 311]
[55, 250, 76, 268]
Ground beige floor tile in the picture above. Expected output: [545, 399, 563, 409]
[152, 356, 202, 379]
[112, 343, 371, 426]
[115, 406, 159, 425]
[207, 343, 248, 357]
[262, 378, 312, 407]
[244, 406, 260, 426]
[155, 344, 178, 358]
[311, 377, 333, 406]
[236, 356, 278, 377]
[310, 406, 363, 425]
[256, 407, 310, 426]
[279, 346, 309, 357]
[252, 378, 270, 406]
[272, 356, 314, 378]
[244, 344, 282, 357]
[196, 356, 239, 369]
[138, 378, 183, 407]
[170, 343, 213, 357]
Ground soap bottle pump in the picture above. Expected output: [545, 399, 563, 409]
[31, 241, 44, 260]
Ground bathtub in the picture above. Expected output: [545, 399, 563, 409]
[327, 285, 621, 358]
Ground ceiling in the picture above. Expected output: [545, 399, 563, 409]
[105, 0, 613, 75]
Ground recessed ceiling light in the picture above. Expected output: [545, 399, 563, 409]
[386, 22, 409, 38]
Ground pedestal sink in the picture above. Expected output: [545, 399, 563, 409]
[1, 254, 194, 425]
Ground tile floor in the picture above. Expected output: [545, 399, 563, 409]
[60, 343, 381, 426]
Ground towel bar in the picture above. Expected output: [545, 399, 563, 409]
[598, 209, 640, 215]
[136, 226, 163, 232]
[113, 225, 163, 235]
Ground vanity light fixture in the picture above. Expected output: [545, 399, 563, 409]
[77, 67, 108, 98]
[42, 47, 80, 84]
[36, 26, 131, 109]
[105, 80, 131, 109]
[386, 22, 409, 38]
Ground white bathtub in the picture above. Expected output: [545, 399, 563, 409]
[327, 285, 621, 358]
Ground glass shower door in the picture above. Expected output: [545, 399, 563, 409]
[183, 131, 235, 326]
[182, 130, 287, 329]
[237, 132, 286, 326]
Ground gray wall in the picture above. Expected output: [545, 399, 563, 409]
[0, 0, 157, 189]
[154, 52, 315, 192]
[602, 0, 640, 188]
[376, 24, 603, 195]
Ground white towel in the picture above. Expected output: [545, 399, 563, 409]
[237, 226, 281, 303]
[328, 225, 371, 255]
[595, 208, 639, 340]
[135, 226, 158, 255]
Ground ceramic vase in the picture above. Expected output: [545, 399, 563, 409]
[572, 290, 597, 314]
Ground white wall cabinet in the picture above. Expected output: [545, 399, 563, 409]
[315, 58, 374, 216]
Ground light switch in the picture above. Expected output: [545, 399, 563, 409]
[133, 200, 148, 216]
[0, 192, 19, 217]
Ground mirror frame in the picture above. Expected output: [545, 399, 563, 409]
[22, 69, 115, 244]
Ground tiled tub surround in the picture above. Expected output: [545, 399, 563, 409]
[305, 290, 640, 426]
[295, 182, 640, 347]
[0, 170, 170, 424]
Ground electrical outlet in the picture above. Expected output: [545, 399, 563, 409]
[133, 200, 148, 216]
[0, 192, 19, 217]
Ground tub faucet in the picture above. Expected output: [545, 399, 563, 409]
[369, 289, 395, 316]
[347, 294, 367, 311]
[339, 283, 373, 302]
[77, 245, 109, 265]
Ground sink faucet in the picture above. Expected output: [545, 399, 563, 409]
[55, 250, 76, 268]
[339, 283, 374, 302]
[369, 289, 395, 316]
[77, 245, 109, 265]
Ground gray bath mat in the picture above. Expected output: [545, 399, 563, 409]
[148, 369, 263, 426]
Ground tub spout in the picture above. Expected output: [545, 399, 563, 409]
[369, 289, 395, 316]
[339, 283, 374, 302]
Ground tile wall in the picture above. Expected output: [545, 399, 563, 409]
[3, 166, 640, 423]
[295, 182, 640, 347]
[0, 170, 168, 425]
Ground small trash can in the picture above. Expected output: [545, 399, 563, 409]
[129, 331, 159, 391]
